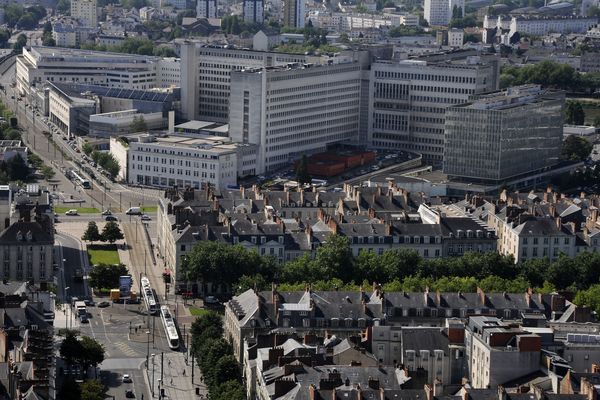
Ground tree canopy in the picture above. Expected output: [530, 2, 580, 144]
[565, 101, 586, 125]
[295, 155, 312, 186]
[561, 135, 592, 161]
[82, 222, 102, 244]
[88, 263, 128, 290]
[100, 221, 124, 243]
[501, 61, 600, 92]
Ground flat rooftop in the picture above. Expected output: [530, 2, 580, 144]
[128, 133, 243, 154]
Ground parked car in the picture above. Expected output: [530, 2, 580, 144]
[101, 210, 112, 216]
[64, 209, 78, 216]
[140, 214, 151, 221]
[122, 374, 132, 383]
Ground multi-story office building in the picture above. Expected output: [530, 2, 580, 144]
[368, 51, 499, 165]
[196, 0, 217, 18]
[443, 85, 564, 183]
[110, 133, 257, 189]
[229, 62, 362, 172]
[283, 0, 305, 28]
[71, 0, 98, 27]
[179, 42, 320, 122]
[424, 0, 464, 26]
[16, 47, 180, 96]
[243, 0, 264, 23]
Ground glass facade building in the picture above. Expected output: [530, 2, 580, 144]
[443, 85, 564, 183]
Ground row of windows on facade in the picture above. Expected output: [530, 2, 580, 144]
[374, 70, 480, 83]
[131, 166, 220, 179]
[136, 175, 205, 189]
[131, 155, 223, 167]
[133, 148, 221, 160]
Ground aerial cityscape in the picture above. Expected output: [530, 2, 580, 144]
[0, 0, 597, 399]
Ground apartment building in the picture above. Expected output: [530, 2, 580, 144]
[509, 16, 598, 36]
[424, 0, 464, 26]
[0, 200, 54, 285]
[71, 0, 98, 27]
[465, 316, 541, 388]
[16, 47, 180, 96]
[179, 42, 321, 122]
[443, 85, 564, 183]
[243, 0, 264, 23]
[283, 0, 305, 27]
[368, 52, 499, 166]
[52, 19, 98, 47]
[110, 133, 257, 190]
[196, 0, 217, 19]
[228, 62, 362, 172]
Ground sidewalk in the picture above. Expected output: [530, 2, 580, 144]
[145, 347, 207, 400]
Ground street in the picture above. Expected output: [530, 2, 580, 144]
[0, 59, 208, 399]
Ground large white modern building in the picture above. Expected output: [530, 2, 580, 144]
[71, 0, 98, 27]
[229, 61, 362, 172]
[179, 42, 322, 122]
[424, 0, 464, 26]
[110, 133, 257, 189]
[16, 47, 180, 96]
[368, 51, 499, 166]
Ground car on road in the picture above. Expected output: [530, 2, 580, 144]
[122, 374, 132, 383]
[204, 295, 219, 305]
[97, 301, 110, 308]
[64, 209, 78, 216]
[105, 215, 117, 222]
[101, 210, 112, 216]
[126, 207, 142, 215]
[125, 389, 135, 398]
[140, 214, 151, 221]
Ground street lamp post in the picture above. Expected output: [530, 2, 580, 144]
[146, 330, 150, 369]
[151, 354, 156, 396]
[64, 286, 70, 330]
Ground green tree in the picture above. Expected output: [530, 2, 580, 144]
[60, 331, 81, 365]
[295, 154, 311, 185]
[88, 263, 128, 289]
[101, 221, 124, 243]
[5, 4, 24, 27]
[311, 234, 353, 282]
[57, 0, 71, 14]
[0, 30, 10, 48]
[566, 101, 586, 125]
[561, 135, 592, 161]
[79, 336, 105, 375]
[59, 379, 81, 400]
[17, 13, 36, 29]
[80, 379, 107, 400]
[82, 221, 102, 244]
[13, 34, 27, 53]
[82, 142, 94, 156]
[129, 115, 148, 133]
[210, 380, 246, 400]
[6, 154, 29, 181]
[574, 284, 600, 315]
[40, 165, 55, 180]
[587, 5, 600, 17]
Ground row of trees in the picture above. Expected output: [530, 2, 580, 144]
[82, 221, 124, 244]
[181, 236, 600, 296]
[191, 312, 245, 400]
[500, 60, 600, 93]
[90, 151, 120, 178]
[4, 4, 46, 29]
[561, 135, 592, 161]
[59, 331, 107, 400]
[81, 37, 177, 57]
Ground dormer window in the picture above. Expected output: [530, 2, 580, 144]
[26, 231, 32, 242]
[16, 231, 22, 241]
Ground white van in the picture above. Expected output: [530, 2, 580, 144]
[125, 207, 141, 215]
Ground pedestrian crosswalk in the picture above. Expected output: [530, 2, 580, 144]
[109, 341, 138, 358]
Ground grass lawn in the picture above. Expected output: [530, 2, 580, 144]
[88, 244, 120, 265]
[55, 207, 99, 214]
[141, 206, 157, 213]
[189, 307, 211, 317]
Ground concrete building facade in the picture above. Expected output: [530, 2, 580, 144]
[424, 0, 464, 26]
[196, 0, 217, 18]
[243, 0, 264, 23]
[179, 42, 320, 122]
[228, 62, 362, 172]
[283, 0, 306, 28]
[368, 52, 499, 166]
